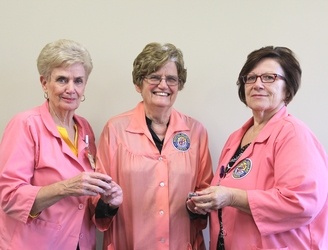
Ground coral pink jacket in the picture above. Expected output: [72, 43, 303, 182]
[210, 106, 328, 250]
[0, 101, 102, 250]
[96, 102, 213, 250]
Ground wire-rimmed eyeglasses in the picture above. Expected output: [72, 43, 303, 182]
[144, 75, 180, 86]
[241, 73, 286, 84]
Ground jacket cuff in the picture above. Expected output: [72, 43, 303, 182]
[95, 199, 119, 218]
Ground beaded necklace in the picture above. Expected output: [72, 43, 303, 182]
[217, 142, 251, 250]
[224, 142, 251, 175]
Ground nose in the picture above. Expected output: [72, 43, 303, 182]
[66, 80, 76, 92]
[158, 77, 168, 87]
[252, 76, 265, 88]
[254, 76, 263, 83]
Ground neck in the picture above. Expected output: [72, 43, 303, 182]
[241, 119, 267, 147]
[252, 104, 284, 126]
[145, 108, 171, 125]
[146, 115, 169, 141]
[150, 122, 167, 141]
[49, 105, 73, 127]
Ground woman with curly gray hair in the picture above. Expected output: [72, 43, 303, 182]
[97, 42, 213, 250]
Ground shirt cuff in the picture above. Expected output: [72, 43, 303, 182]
[95, 199, 119, 218]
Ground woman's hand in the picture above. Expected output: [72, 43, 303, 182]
[189, 186, 250, 214]
[187, 186, 231, 214]
[100, 181, 123, 209]
[30, 172, 114, 216]
[186, 198, 208, 215]
[60, 172, 113, 197]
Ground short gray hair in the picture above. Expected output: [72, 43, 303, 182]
[37, 39, 93, 80]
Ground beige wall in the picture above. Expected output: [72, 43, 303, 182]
[1, 1, 327, 249]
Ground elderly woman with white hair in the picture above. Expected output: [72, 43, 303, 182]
[0, 39, 122, 250]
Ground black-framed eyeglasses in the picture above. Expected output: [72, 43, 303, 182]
[144, 75, 180, 86]
[241, 73, 286, 84]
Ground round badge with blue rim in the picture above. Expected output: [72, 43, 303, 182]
[172, 133, 190, 151]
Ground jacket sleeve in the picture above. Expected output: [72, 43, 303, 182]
[0, 116, 41, 223]
[248, 122, 328, 235]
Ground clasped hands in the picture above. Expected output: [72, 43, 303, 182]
[62, 172, 123, 208]
[186, 186, 233, 215]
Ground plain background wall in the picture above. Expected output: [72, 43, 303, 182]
[1, 1, 327, 249]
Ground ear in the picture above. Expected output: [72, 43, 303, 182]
[40, 75, 48, 91]
[134, 83, 142, 93]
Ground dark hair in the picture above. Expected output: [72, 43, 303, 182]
[237, 46, 302, 105]
[132, 42, 187, 90]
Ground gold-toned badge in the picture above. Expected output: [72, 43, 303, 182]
[232, 158, 252, 179]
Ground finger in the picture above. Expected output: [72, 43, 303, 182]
[89, 172, 112, 183]
[82, 185, 99, 196]
[104, 187, 122, 197]
[83, 181, 110, 194]
[86, 176, 112, 191]
[186, 199, 195, 207]
[194, 207, 207, 215]
[204, 208, 212, 213]
[192, 194, 210, 203]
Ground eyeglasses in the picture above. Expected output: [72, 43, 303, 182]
[144, 75, 180, 86]
[242, 73, 286, 84]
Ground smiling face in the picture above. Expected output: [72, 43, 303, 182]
[245, 58, 287, 117]
[41, 63, 87, 116]
[135, 61, 179, 113]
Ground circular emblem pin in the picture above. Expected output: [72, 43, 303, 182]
[232, 158, 252, 179]
[172, 133, 190, 151]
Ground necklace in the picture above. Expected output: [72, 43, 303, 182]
[50, 105, 67, 127]
[225, 142, 251, 173]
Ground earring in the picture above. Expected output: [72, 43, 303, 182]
[81, 95, 85, 102]
[44, 92, 49, 99]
